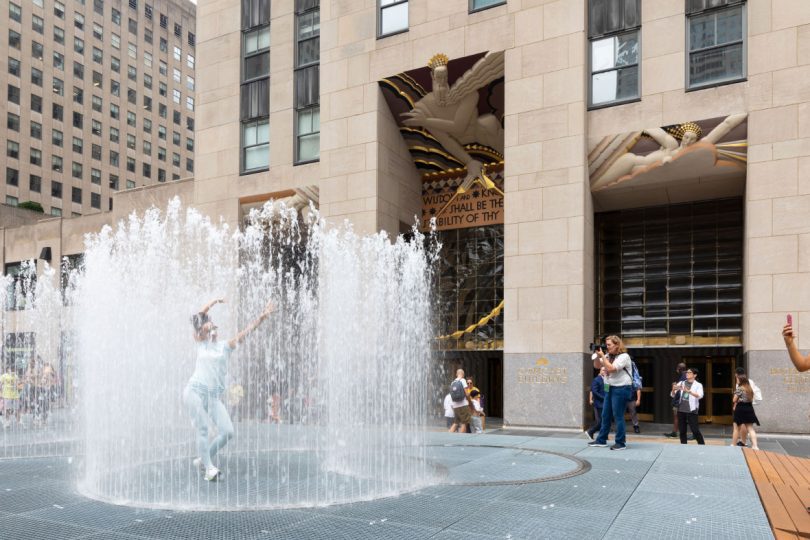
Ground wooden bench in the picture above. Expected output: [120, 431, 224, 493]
[745, 448, 810, 539]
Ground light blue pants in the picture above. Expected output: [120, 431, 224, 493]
[183, 384, 234, 470]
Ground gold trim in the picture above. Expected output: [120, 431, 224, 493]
[437, 300, 504, 340]
[379, 79, 416, 108]
[398, 72, 427, 96]
[408, 145, 465, 165]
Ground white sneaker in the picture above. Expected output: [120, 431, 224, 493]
[204, 466, 220, 481]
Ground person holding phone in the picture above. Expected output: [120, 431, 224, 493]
[588, 335, 632, 451]
[671, 368, 705, 445]
[783, 314, 810, 372]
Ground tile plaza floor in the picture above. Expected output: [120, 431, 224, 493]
[0, 423, 780, 540]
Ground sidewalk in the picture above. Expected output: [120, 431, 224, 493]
[0, 430, 774, 539]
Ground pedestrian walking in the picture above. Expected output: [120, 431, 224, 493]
[586, 367, 606, 440]
[672, 368, 705, 445]
[665, 363, 687, 438]
[731, 372, 760, 451]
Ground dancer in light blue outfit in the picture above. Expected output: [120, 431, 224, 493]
[184, 298, 274, 481]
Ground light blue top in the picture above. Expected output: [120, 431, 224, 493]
[188, 340, 233, 393]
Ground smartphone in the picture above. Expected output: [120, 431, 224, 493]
[787, 314, 793, 326]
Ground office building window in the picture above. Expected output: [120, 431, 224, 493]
[93, 23, 103, 40]
[143, 140, 151, 154]
[186, 137, 194, 151]
[30, 175, 41, 193]
[144, 74, 152, 89]
[158, 126, 166, 140]
[31, 94, 42, 113]
[295, 0, 319, 163]
[158, 168, 165, 182]
[110, 174, 119, 189]
[144, 51, 152, 67]
[31, 121, 42, 139]
[7, 141, 19, 159]
[173, 88, 181, 103]
[54, 26, 65, 44]
[127, 134, 136, 149]
[73, 112, 83, 129]
[173, 45, 181, 61]
[6, 167, 19, 186]
[128, 87, 137, 104]
[110, 150, 119, 166]
[8, 84, 20, 105]
[159, 104, 167, 118]
[110, 103, 119, 119]
[7, 112, 20, 132]
[75, 37, 85, 54]
[93, 47, 103, 63]
[9, 58, 20, 77]
[9, 3, 21, 23]
[174, 23, 181, 37]
[588, 0, 640, 108]
[94, 0, 104, 16]
[53, 103, 64, 121]
[53, 77, 64, 95]
[31, 67, 43, 86]
[172, 152, 180, 166]
[52, 156, 63, 173]
[74, 61, 84, 79]
[160, 36, 167, 52]
[127, 111, 136, 127]
[126, 179, 136, 189]
[33, 15, 45, 34]
[72, 187, 82, 204]
[687, 0, 746, 89]
[159, 60, 167, 76]
[128, 18, 137, 34]
[242, 119, 269, 172]
[32, 41, 44, 60]
[144, 95, 152, 111]
[75, 13, 84, 30]
[73, 137, 84, 154]
[144, 28, 152, 44]
[145, 4, 152, 19]
[72, 162, 83, 179]
[158, 147, 166, 161]
[9, 30, 21, 50]
[143, 163, 151, 178]
[51, 207, 62, 216]
[144, 118, 152, 133]
[91, 192, 101, 209]
[92, 143, 102, 160]
[110, 126, 119, 142]
[53, 129, 64, 147]
[186, 96, 194, 111]
[128, 42, 137, 59]
[30, 149, 42, 166]
[55, 1, 65, 19]
[74, 86, 84, 105]
[379, 0, 408, 37]
[6, 196, 19, 207]
[111, 80, 120, 96]
[112, 8, 121, 24]
[160, 13, 167, 29]
[128, 66, 137, 81]
[52, 181, 63, 198]
[173, 131, 181, 145]
[112, 33, 120, 48]
[92, 96, 103, 113]
[187, 54, 195, 69]
[188, 32, 195, 47]
[127, 157, 136, 172]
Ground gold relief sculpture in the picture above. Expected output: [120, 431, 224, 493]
[589, 113, 748, 192]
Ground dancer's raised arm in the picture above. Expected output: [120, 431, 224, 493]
[228, 301, 275, 349]
[199, 298, 224, 314]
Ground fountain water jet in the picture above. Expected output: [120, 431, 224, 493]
[69, 198, 438, 509]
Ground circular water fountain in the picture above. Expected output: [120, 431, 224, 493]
[65, 199, 438, 509]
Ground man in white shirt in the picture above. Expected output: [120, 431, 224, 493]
[448, 369, 471, 433]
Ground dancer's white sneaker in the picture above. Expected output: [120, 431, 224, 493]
[204, 466, 220, 481]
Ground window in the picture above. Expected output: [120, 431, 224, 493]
[143, 163, 151, 178]
[144, 51, 152, 67]
[109, 174, 119, 189]
[73, 137, 84, 154]
[9, 2, 21, 22]
[143, 118, 152, 133]
[128, 65, 137, 81]
[187, 54, 195, 69]
[53, 103, 64, 121]
[93, 70, 103, 87]
[74, 61, 84, 79]
[93, 47, 103, 63]
[91, 168, 101, 184]
[53, 129, 64, 147]
[186, 158, 193, 172]
[30, 175, 41, 193]
[296, 6, 319, 66]
[379, 0, 408, 37]
[144, 28, 152, 44]
[111, 56, 120, 72]
[241, 79, 270, 120]
[94, 0, 103, 15]
[92, 96, 103, 113]
[109, 150, 119, 166]
[110, 126, 119, 142]
[31, 94, 42, 113]
[6, 141, 19, 159]
[160, 37, 167, 52]
[6, 167, 19, 186]
[159, 103, 167, 118]
[128, 42, 137, 59]
[112, 8, 121, 24]
[127, 111, 136, 126]
[188, 32, 195, 47]
[75, 13, 84, 31]
[173, 45, 181, 61]
[128, 87, 137, 104]
[127, 179, 136, 189]
[73, 86, 84, 105]
[144, 74, 152, 89]
[30, 149, 42, 166]
[172, 131, 181, 145]
[53, 77, 64, 95]
[159, 60, 167, 76]
[127, 156, 136, 172]
[174, 23, 181, 37]
[143, 140, 151, 154]
[72, 162, 83, 180]
[75, 37, 85, 54]
[7, 112, 20, 132]
[243, 27, 270, 81]
[93, 23, 103, 40]
[91, 143, 101, 160]
[173, 110, 181, 125]
[6, 196, 19, 207]
[72, 187, 82, 204]
[111, 80, 120, 96]
[52, 156, 63, 173]
[54, 26, 65, 44]
[186, 137, 194, 151]
[186, 76, 195, 91]
[296, 106, 320, 162]
[91, 192, 101, 209]
[128, 0, 137, 9]
[127, 134, 136, 149]
[158, 147, 166, 160]
[160, 13, 167, 29]
[31, 121, 42, 139]
[158, 125, 166, 139]
[173, 88, 181, 103]
[145, 4, 152, 19]
[588, 0, 640, 108]
[51, 207, 62, 216]
[55, 1, 65, 19]
[470, 0, 504, 11]
[110, 103, 119, 119]
[9, 29, 21, 50]
[187, 117, 194, 131]
[158, 168, 165, 182]
[112, 32, 120, 49]
[73, 111, 83, 129]
[128, 18, 137, 34]
[144, 95, 152, 111]
[159, 82, 167, 96]
[186, 96, 194, 111]
[242, 119, 269, 171]
[33, 15, 45, 34]
[8, 58, 20, 77]
[687, 0, 746, 89]
[8, 84, 20, 105]
[32, 41, 44, 60]
[172, 152, 180, 166]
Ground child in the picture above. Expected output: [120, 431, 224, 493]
[443, 393, 455, 428]
[469, 389, 485, 434]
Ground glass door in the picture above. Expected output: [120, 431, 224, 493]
[681, 356, 736, 424]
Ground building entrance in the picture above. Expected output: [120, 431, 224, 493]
[438, 351, 503, 419]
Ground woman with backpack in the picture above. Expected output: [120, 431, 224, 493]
[671, 367, 705, 445]
[731, 373, 760, 450]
